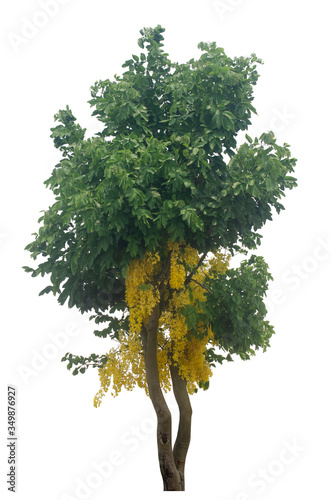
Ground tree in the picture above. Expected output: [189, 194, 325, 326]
[24, 25, 297, 491]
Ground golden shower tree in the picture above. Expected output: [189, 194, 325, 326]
[24, 25, 297, 491]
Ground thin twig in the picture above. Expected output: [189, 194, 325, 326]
[184, 252, 207, 287]
[190, 278, 212, 294]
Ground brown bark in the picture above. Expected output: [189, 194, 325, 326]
[141, 304, 183, 491]
[139, 248, 202, 490]
[169, 363, 192, 491]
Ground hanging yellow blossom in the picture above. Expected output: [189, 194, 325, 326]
[125, 250, 161, 334]
[94, 240, 230, 406]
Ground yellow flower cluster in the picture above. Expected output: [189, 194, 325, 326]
[94, 241, 230, 404]
[168, 240, 200, 290]
[179, 335, 214, 395]
[160, 243, 229, 393]
[156, 328, 172, 393]
[160, 250, 216, 393]
[125, 251, 161, 334]
[94, 330, 148, 407]
[208, 250, 231, 275]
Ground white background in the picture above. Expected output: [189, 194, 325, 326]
[1, 0, 330, 499]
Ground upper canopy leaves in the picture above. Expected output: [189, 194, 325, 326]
[24, 25, 297, 314]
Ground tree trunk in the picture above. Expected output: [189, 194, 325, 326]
[141, 304, 192, 491]
[169, 363, 192, 490]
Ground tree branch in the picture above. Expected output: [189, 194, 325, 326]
[190, 278, 212, 294]
[184, 252, 207, 287]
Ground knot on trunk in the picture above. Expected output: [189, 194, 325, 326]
[161, 434, 168, 444]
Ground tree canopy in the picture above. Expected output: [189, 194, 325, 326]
[24, 24, 297, 404]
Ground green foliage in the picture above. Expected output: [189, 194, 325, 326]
[90, 309, 129, 339]
[61, 352, 108, 375]
[24, 25, 297, 374]
[176, 254, 275, 367]
[203, 255, 275, 363]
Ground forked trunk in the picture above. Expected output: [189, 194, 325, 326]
[141, 304, 192, 491]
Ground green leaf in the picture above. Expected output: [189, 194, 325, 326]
[266, 178, 273, 191]
[38, 286, 53, 296]
[139, 284, 152, 291]
[22, 266, 34, 273]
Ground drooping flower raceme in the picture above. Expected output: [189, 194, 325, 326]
[94, 241, 230, 406]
